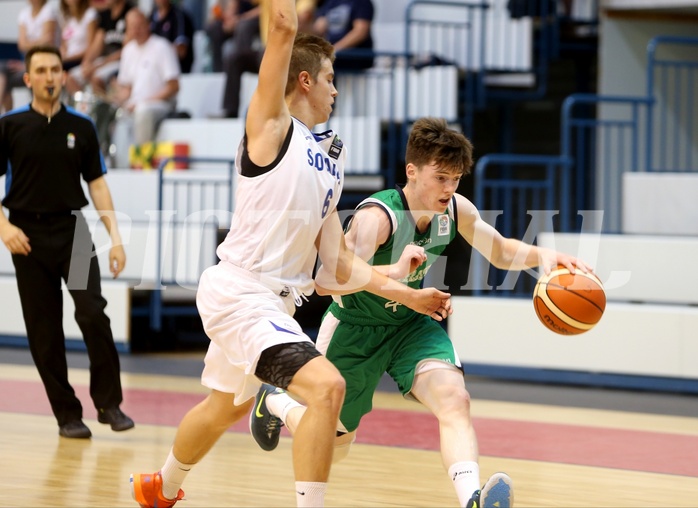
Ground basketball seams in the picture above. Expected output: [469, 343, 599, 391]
[533, 279, 586, 335]
[545, 281, 606, 313]
[536, 281, 595, 330]
[533, 266, 606, 335]
[533, 296, 582, 335]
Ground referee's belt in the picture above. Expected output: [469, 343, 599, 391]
[9, 209, 74, 221]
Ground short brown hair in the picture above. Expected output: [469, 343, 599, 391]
[406, 117, 474, 175]
[25, 45, 63, 72]
[285, 32, 335, 96]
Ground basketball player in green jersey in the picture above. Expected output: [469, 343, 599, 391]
[250, 117, 592, 508]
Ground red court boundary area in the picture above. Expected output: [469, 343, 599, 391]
[2, 379, 697, 477]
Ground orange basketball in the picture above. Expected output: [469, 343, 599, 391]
[533, 265, 606, 335]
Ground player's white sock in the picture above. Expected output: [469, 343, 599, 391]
[448, 461, 480, 507]
[161, 449, 194, 500]
[267, 390, 303, 424]
[295, 481, 326, 507]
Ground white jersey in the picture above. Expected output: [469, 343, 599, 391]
[216, 117, 346, 295]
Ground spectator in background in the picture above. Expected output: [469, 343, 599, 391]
[0, 0, 60, 113]
[111, 8, 180, 167]
[205, 0, 256, 73]
[313, 0, 373, 71]
[61, 0, 100, 96]
[149, 0, 195, 74]
[180, 0, 206, 31]
[75, 0, 135, 98]
[222, 0, 317, 118]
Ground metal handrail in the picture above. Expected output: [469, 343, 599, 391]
[149, 156, 236, 330]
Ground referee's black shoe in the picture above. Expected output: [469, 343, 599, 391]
[59, 419, 92, 439]
[249, 383, 284, 451]
[98, 406, 135, 431]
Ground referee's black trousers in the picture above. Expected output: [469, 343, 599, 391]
[10, 211, 124, 427]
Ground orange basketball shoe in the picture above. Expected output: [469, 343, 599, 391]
[130, 471, 184, 508]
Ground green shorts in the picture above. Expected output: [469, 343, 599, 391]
[322, 312, 462, 433]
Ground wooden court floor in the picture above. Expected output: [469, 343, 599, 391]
[1, 351, 697, 507]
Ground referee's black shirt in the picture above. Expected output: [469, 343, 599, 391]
[0, 104, 106, 214]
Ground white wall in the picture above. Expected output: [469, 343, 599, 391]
[0, 1, 30, 43]
[0, 277, 131, 344]
[449, 297, 698, 379]
[598, 16, 698, 106]
[623, 173, 698, 235]
[602, 0, 698, 9]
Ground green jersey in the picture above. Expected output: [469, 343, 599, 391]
[329, 187, 457, 325]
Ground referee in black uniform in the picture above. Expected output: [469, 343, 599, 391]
[0, 46, 134, 439]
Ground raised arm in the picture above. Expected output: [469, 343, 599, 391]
[244, 0, 297, 166]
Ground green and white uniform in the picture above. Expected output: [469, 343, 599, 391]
[315, 187, 462, 433]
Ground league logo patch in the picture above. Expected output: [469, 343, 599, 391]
[437, 214, 450, 236]
[328, 135, 343, 160]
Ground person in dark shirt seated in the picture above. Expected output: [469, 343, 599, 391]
[313, 0, 374, 71]
[149, 0, 195, 74]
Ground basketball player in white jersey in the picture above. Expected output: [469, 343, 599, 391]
[130, 1, 452, 507]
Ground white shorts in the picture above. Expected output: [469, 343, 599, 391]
[197, 262, 313, 405]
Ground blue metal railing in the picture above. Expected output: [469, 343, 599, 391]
[472, 34, 698, 297]
[561, 94, 652, 233]
[474, 154, 571, 235]
[472, 154, 571, 294]
[474, 94, 651, 285]
[646, 36, 698, 172]
[145, 156, 236, 331]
